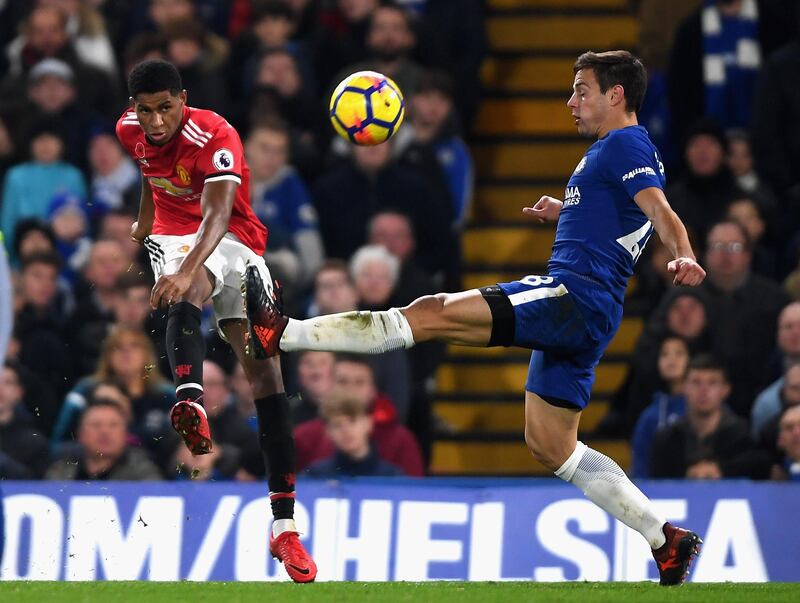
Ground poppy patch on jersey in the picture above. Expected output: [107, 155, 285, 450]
[212, 148, 234, 170]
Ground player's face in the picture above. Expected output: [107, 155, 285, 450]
[778, 406, 800, 460]
[132, 89, 187, 145]
[567, 69, 611, 138]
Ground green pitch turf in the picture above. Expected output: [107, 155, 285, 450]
[1, 582, 798, 603]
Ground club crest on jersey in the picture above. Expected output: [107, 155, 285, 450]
[176, 165, 191, 185]
[574, 156, 587, 174]
[212, 148, 234, 170]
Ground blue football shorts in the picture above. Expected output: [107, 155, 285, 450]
[482, 273, 621, 410]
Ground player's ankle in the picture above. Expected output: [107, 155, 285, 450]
[272, 518, 297, 537]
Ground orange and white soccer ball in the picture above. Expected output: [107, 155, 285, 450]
[329, 71, 405, 145]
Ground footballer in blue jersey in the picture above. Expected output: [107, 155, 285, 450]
[247, 51, 706, 585]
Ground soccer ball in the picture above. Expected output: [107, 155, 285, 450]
[329, 71, 404, 145]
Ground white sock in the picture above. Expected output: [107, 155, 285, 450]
[280, 308, 415, 353]
[556, 442, 667, 549]
[272, 518, 297, 537]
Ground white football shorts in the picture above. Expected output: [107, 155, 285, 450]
[143, 232, 273, 330]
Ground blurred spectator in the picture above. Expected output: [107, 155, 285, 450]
[52, 325, 175, 451]
[395, 70, 473, 225]
[3, 6, 119, 114]
[761, 301, 800, 388]
[312, 0, 378, 95]
[630, 336, 689, 478]
[753, 362, 800, 466]
[628, 237, 679, 316]
[752, 21, 800, 196]
[290, 350, 336, 425]
[12, 219, 57, 263]
[99, 210, 143, 266]
[651, 354, 768, 479]
[338, 4, 423, 98]
[726, 129, 776, 201]
[313, 141, 455, 281]
[171, 438, 239, 480]
[610, 288, 713, 434]
[774, 405, 800, 481]
[665, 0, 793, 146]
[367, 209, 442, 463]
[2, 357, 59, 437]
[349, 244, 411, 419]
[48, 193, 92, 282]
[0, 361, 50, 479]
[666, 118, 740, 243]
[46, 399, 163, 480]
[68, 240, 129, 375]
[752, 303, 800, 435]
[200, 360, 262, 475]
[229, 1, 315, 100]
[122, 32, 167, 79]
[246, 119, 324, 293]
[13, 253, 72, 398]
[637, 0, 702, 73]
[725, 196, 778, 278]
[38, 0, 118, 77]
[305, 390, 403, 477]
[244, 48, 322, 178]
[368, 210, 435, 306]
[89, 131, 141, 214]
[1, 120, 86, 257]
[308, 260, 359, 317]
[162, 19, 230, 113]
[350, 244, 399, 312]
[294, 354, 424, 476]
[700, 220, 789, 415]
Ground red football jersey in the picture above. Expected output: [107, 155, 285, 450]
[115, 105, 267, 255]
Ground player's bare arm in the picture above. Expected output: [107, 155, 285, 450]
[523, 196, 563, 223]
[150, 179, 237, 308]
[130, 173, 154, 243]
[633, 186, 706, 286]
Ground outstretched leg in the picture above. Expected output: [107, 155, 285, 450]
[251, 288, 495, 357]
[524, 392, 700, 585]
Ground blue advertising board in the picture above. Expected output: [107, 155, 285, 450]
[1, 479, 798, 582]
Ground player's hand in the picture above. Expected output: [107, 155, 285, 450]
[523, 196, 563, 223]
[130, 221, 150, 244]
[150, 271, 194, 309]
[667, 257, 706, 286]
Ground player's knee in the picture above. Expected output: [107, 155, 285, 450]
[404, 293, 450, 335]
[524, 428, 561, 472]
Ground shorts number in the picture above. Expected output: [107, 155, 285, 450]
[520, 275, 554, 287]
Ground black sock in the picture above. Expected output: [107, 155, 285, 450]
[255, 393, 296, 520]
[166, 302, 205, 402]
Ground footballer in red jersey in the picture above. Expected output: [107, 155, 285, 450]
[117, 60, 316, 582]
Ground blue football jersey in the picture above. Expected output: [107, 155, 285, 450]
[549, 125, 666, 304]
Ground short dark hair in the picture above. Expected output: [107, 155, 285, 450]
[14, 218, 56, 256]
[573, 50, 647, 113]
[686, 354, 728, 381]
[128, 59, 182, 98]
[334, 353, 373, 372]
[253, 0, 294, 21]
[315, 259, 352, 283]
[21, 251, 61, 272]
[415, 70, 455, 99]
[248, 115, 290, 139]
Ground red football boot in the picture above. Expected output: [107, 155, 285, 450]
[270, 530, 318, 583]
[169, 399, 212, 455]
[241, 264, 288, 359]
[652, 522, 702, 586]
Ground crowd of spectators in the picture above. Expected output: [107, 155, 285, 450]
[617, 0, 800, 481]
[0, 0, 483, 482]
